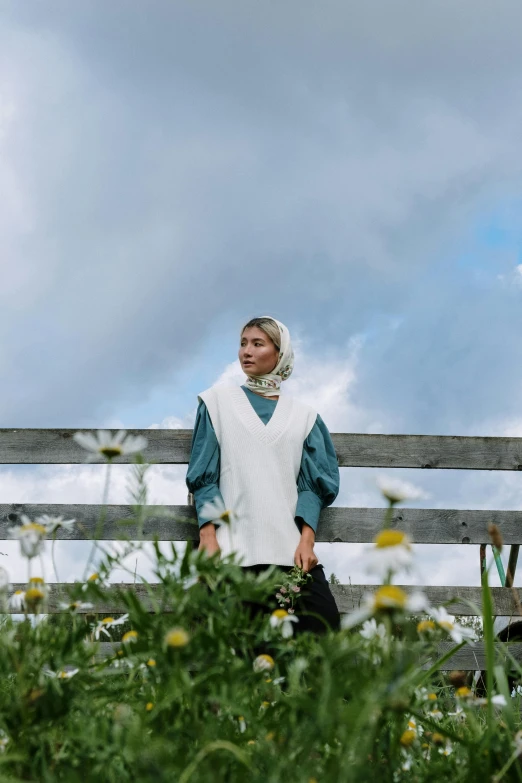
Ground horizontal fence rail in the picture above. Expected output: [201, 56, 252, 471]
[93, 641, 522, 671]
[2, 504, 522, 545]
[3, 429, 522, 469]
[8, 583, 522, 617]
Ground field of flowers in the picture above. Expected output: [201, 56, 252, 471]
[0, 431, 521, 781]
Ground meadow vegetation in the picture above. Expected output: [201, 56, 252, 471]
[0, 432, 520, 781]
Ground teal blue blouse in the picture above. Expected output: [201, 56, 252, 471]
[186, 385, 339, 534]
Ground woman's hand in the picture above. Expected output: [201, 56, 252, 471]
[198, 523, 221, 557]
[294, 522, 318, 572]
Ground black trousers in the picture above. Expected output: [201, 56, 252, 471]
[242, 563, 341, 636]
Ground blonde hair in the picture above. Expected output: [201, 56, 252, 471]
[241, 317, 281, 351]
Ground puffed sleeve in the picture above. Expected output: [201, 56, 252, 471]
[185, 400, 226, 528]
[295, 414, 340, 534]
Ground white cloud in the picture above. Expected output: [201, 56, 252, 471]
[212, 332, 395, 433]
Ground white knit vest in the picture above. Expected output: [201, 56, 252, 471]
[198, 384, 318, 567]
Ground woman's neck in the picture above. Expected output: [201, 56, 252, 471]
[243, 385, 278, 401]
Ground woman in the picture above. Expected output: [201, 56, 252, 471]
[186, 316, 341, 635]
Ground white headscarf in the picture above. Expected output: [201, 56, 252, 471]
[242, 316, 294, 397]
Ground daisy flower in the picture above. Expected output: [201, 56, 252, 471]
[198, 496, 234, 526]
[253, 654, 275, 673]
[59, 600, 94, 612]
[376, 476, 428, 504]
[269, 609, 299, 638]
[165, 627, 190, 648]
[9, 517, 47, 558]
[36, 515, 76, 534]
[93, 614, 129, 640]
[365, 530, 413, 577]
[81, 572, 111, 591]
[438, 740, 453, 757]
[341, 585, 429, 630]
[400, 730, 416, 747]
[45, 667, 79, 679]
[8, 590, 25, 611]
[359, 618, 387, 641]
[24, 587, 45, 611]
[122, 630, 138, 644]
[407, 717, 423, 737]
[431, 607, 475, 644]
[73, 429, 148, 462]
[417, 619, 436, 634]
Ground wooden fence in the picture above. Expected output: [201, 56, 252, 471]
[1, 428, 522, 670]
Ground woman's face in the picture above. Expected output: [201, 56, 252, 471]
[239, 327, 279, 376]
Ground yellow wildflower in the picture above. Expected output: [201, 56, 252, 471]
[165, 627, 190, 648]
[253, 654, 275, 673]
[417, 620, 436, 633]
[400, 730, 416, 747]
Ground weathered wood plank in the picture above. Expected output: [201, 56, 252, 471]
[2, 430, 522, 470]
[91, 642, 522, 671]
[0, 429, 192, 465]
[2, 504, 522, 545]
[0, 504, 199, 541]
[332, 585, 522, 616]
[6, 582, 522, 617]
[423, 641, 522, 670]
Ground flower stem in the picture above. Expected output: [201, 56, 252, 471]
[83, 459, 112, 580]
[51, 537, 59, 583]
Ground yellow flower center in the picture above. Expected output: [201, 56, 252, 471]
[432, 733, 445, 746]
[428, 693, 437, 700]
[261, 701, 270, 709]
[417, 620, 436, 633]
[88, 573, 99, 582]
[100, 446, 123, 459]
[146, 702, 154, 711]
[13, 590, 24, 597]
[147, 658, 156, 667]
[438, 620, 454, 632]
[400, 730, 416, 747]
[122, 631, 138, 643]
[374, 530, 410, 548]
[29, 576, 45, 584]
[220, 510, 232, 524]
[373, 585, 407, 611]
[456, 686, 472, 698]
[165, 627, 190, 648]
[21, 523, 46, 536]
[258, 654, 274, 669]
[265, 732, 275, 741]
[101, 617, 114, 625]
[272, 609, 289, 620]
[24, 588, 44, 603]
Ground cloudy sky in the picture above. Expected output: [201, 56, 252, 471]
[2, 1, 522, 590]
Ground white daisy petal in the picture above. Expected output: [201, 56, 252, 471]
[73, 432, 100, 451]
